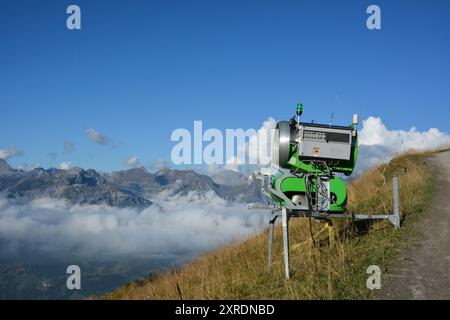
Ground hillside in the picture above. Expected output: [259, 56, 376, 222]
[102, 150, 444, 300]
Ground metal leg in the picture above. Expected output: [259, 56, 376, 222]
[392, 176, 400, 229]
[268, 215, 277, 271]
[282, 207, 290, 279]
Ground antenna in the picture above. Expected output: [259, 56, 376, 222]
[296, 103, 303, 129]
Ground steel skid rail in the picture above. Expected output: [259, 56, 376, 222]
[249, 176, 401, 280]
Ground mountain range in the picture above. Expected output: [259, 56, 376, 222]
[0, 159, 262, 208]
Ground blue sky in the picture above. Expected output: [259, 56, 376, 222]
[1, 0, 449, 171]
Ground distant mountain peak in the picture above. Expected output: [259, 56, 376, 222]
[0, 159, 14, 174]
[155, 168, 169, 176]
[0, 160, 263, 208]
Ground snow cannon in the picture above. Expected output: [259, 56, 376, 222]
[261, 104, 359, 215]
[250, 107, 404, 280]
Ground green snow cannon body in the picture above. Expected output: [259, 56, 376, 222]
[268, 105, 359, 215]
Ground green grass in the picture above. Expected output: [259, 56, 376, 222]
[101, 150, 438, 300]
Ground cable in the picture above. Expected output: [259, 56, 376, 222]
[304, 161, 331, 218]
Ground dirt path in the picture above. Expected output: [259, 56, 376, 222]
[379, 151, 450, 300]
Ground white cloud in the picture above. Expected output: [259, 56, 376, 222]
[248, 117, 277, 167]
[148, 158, 167, 172]
[0, 145, 23, 160]
[59, 161, 72, 170]
[225, 117, 277, 172]
[359, 116, 450, 148]
[356, 117, 450, 173]
[85, 128, 108, 145]
[0, 190, 267, 262]
[126, 156, 141, 168]
[225, 156, 240, 172]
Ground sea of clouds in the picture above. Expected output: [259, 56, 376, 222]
[0, 189, 267, 264]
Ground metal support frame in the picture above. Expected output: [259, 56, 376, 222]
[259, 176, 402, 279]
[281, 207, 290, 279]
[268, 214, 277, 270]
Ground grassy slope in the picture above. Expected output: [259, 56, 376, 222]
[103, 150, 440, 300]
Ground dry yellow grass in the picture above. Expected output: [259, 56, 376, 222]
[348, 149, 432, 216]
[102, 150, 437, 300]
